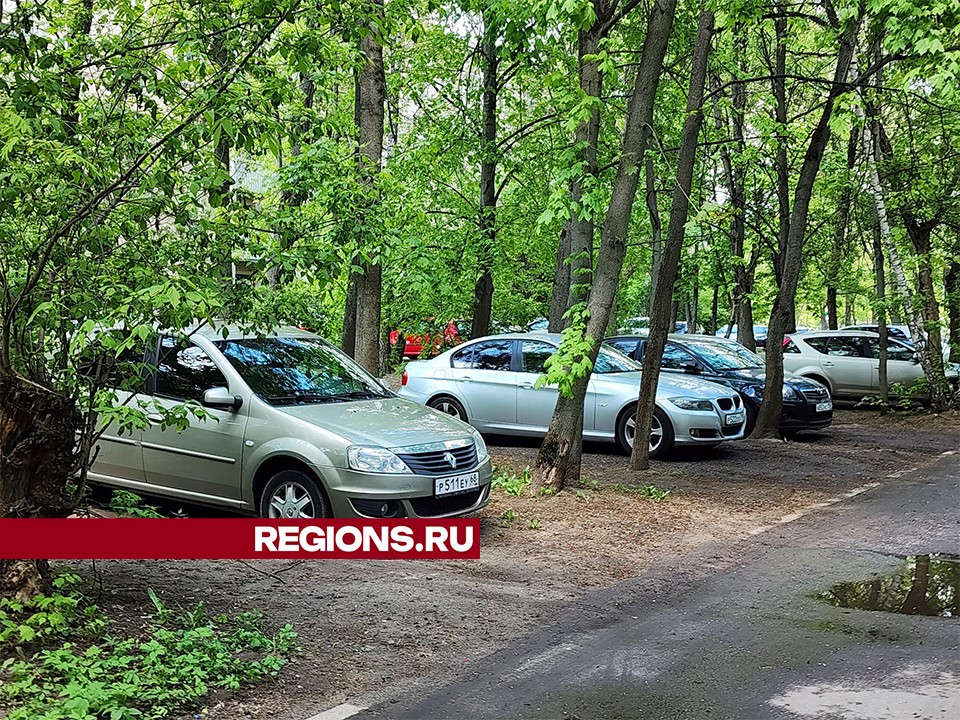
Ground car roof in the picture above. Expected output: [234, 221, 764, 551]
[791, 330, 879, 339]
[606, 332, 734, 343]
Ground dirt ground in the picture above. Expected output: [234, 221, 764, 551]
[62, 407, 960, 720]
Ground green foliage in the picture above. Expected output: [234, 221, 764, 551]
[499, 508, 517, 521]
[528, 518, 542, 530]
[610, 483, 671, 501]
[492, 466, 533, 497]
[0, 576, 297, 720]
[108, 490, 165, 519]
[538, 304, 594, 398]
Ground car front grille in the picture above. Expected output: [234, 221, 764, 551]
[410, 488, 483, 517]
[801, 387, 829, 401]
[395, 443, 478, 476]
[716, 396, 742, 411]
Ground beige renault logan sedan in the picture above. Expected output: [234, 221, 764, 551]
[91, 326, 492, 518]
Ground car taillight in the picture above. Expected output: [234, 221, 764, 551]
[401, 371, 408, 386]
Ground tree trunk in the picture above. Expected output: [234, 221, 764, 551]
[630, 3, 713, 470]
[862, 118, 948, 410]
[753, 18, 860, 437]
[533, 0, 677, 491]
[770, 9, 790, 297]
[351, 0, 386, 374]
[904, 218, 946, 382]
[565, 21, 604, 311]
[470, 12, 500, 339]
[548, 228, 571, 331]
[946, 257, 960, 363]
[826, 127, 859, 330]
[647, 154, 662, 316]
[874, 219, 889, 409]
[710, 60, 752, 350]
[0, 374, 81, 599]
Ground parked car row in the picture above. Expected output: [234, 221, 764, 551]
[90, 325, 844, 524]
[398, 333, 752, 458]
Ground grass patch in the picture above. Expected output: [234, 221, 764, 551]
[0, 573, 296, 720]
[491, 466, 533, 497]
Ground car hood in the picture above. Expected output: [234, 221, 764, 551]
[712, 367, 815, 389]
[596, 371, 734, 399]
[276, 397, 475, 450]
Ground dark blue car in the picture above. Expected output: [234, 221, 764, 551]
[604, 333, 833, 436]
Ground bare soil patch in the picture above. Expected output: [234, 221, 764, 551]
[65, 408, 959, 720]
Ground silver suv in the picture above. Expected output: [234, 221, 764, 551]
[91, 326, 492, 518]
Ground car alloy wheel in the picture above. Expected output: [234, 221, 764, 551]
[428, 396, 467, 422]
[269, 480, 316, 519]
[624, 415, 663, 453]
[259, 469, 331, 519]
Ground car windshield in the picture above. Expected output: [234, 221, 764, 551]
[215, 336, 391, 406]
[594, 345, 641, 373]
[683, 339, 763, 370]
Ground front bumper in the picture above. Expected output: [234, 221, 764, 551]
[320, 458, 493, 519]
[780, 399, 833, 432]
[670, 403, 747, 445]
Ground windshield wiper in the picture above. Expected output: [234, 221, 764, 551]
[267, 389, 390, 405]
[325, 390, 391, 401]
[266, 394, 340, 405]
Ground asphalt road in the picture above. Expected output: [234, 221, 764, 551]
[357, 451, 960, 720]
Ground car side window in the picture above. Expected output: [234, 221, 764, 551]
[521, 341, 555, 374]
[661, 343, 696, 370]
[451, 345, 474, 369]
[155, 337, 228, 401]
[865, 338, 914, 362]
[783, 339, 801, 354]
[804, 337, 829, 353]
[825, 337, 865, 358]
[471, 340, 513, 371]
[607, 339, 638, 357]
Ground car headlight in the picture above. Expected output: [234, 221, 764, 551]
[473, 433, 489, 463]
[668, 397, 714, 411]
[782, 385, 799, 400]
[347, 446, 411, 474]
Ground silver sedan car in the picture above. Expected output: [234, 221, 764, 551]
[91, 326, 492, 518]
[398, 333, 747, 458]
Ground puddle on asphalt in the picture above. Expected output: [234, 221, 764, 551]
[815, 554, 959, 617]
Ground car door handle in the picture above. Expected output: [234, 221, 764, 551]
[460, 376, 474, 383]
[147, 413, 164, 424]
[519, 382, 534, 390]
[821, 361, 835, 367]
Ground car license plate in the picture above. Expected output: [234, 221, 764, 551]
[725, 411, 745, 426]
[816, 401, 832, 413]
[435, 471, 480, 497]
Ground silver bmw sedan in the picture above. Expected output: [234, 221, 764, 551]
[398, 333, 747, 458]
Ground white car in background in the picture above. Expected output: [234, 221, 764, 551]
[398, 333, 748, 459]
[783, 330, 959, 399]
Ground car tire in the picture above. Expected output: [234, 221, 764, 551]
[617, 405, 675, 459]
[742, 399, 758, 437]
[428, 395, 468, 423]
[258, 469, 331, 519]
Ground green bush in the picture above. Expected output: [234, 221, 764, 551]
[0, 575, 297, 720]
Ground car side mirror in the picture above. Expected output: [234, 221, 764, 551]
[202, 386, 242, 410]
[681, 363, 701, 375]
